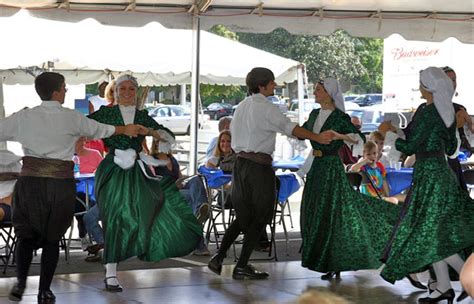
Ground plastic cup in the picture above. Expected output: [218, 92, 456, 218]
[395, 161, 402, 170]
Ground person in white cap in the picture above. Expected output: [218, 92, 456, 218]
[0, 72, 145, 303]
[298, 77, 401, 281]
[0, 150, 21, 223]
[88, 80, 109, 113]
[380, 67, 474, 303]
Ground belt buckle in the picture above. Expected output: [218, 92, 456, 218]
[313, 149, 323, 157]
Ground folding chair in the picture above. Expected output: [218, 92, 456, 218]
[0, 221, 17, 274]
[346, 172, 363, 192]
[65, 174, 95, 262]
[462, 169, 474, 196]
[198, 166, 232, 248]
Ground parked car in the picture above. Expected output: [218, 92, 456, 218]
[148, 104, 209, 135]
[353, 94, 383, 107]
[286, 99, 361, 123]
[343, 95, 360, 102]
[204, 102, 234, 120]
[346, 107, 384, 134]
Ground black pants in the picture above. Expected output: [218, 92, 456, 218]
[216, 157, 276, 268]
[16, 238, 59, 291]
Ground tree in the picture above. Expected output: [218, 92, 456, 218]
[353, 38, 384, 93]
[237, 29, 366, 88]
[200, 84, 246, 106]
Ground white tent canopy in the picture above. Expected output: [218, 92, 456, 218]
[0, 10, 299, 86]
[0, 1, 473, 43]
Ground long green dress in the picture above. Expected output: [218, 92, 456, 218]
[381, 104, 474, 283]
[301, 108, 399, 273]
[89, 106, 202, 263]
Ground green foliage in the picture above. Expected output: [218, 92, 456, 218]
[200, 84, 246, 106]
[353, 38, 384, 93]
[237, 28, 383, 93]
[209, 25, 239, 41]
[86, 83, 99, 95]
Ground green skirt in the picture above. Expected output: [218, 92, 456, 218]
[301, 155, 400, 273]
[95, 156, 203, 263]
[381, 157, 474, 283]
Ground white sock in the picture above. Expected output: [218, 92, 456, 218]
[105, 263, 119, 286]
[431, 260, 451, 297]
[408, 273, 420, 282]
[444, 254, 465, 274]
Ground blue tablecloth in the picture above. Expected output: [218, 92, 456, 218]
[75, 173, 96, 202]
[276, 173, 300, 203]
[386, 167, 413, 196]
[272, 155, 305, 171]
[198, 166, 299, 203]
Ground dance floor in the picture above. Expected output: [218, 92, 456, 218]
[0, 260, 470, 303]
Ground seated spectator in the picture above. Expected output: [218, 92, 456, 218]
[0, 150, 21, 224]
[151, 139, 211, 256]
[206, 131, 270, 251]
[350, 141, 390, 197]
[206, 116, 232, 162]
[75, 137, 104, 251]
[368, 131, 389, 168]
[206, 130, 237, 173]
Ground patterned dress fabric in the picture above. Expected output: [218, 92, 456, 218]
[381, 104, 474, 283]
[88, 106, 202, 263]
[300, 108, 400, 272]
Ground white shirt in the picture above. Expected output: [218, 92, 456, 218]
[89, 95, 108, 112]
[231, 93, 297, 155]
[0, 100, 115, 161]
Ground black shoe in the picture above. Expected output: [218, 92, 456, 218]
[104, 276, 123, 292]
[418, 289, 455, 303]
[457, 290, 469, 302]
[208, 253, 224, 275]
[37, 290, 56, 303]
[8, 283, 25, 301]
[321, 271, 341, 281]
[406, 275, 428, 290]
[232, 264, 269, 280]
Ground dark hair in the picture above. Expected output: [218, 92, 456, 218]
[246, 67, 275, 94]
[442, 66, 456, 75]
[35, 72, 65, 101]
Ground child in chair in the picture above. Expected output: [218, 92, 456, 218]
[350, 141, 397, 204]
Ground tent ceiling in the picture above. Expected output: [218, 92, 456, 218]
[0, 1, 473, 42]
[0, 11, 299, 85]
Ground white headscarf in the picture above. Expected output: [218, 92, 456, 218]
[321, 78, 345, 112]
[114, 74, 138, 105]
[419, 67, 455, 127]
[0, 150, 21, 199]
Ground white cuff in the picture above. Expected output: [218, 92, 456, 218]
[447, 130, 461, 159]
[344, 133, 364, 157]
[157, 130, 175, 145]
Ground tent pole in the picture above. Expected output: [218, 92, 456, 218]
[297, 64, 305, 126]
[189, 13, 201, 174]
[0, 77, 5, 149]
[180, 84, 186, 106]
